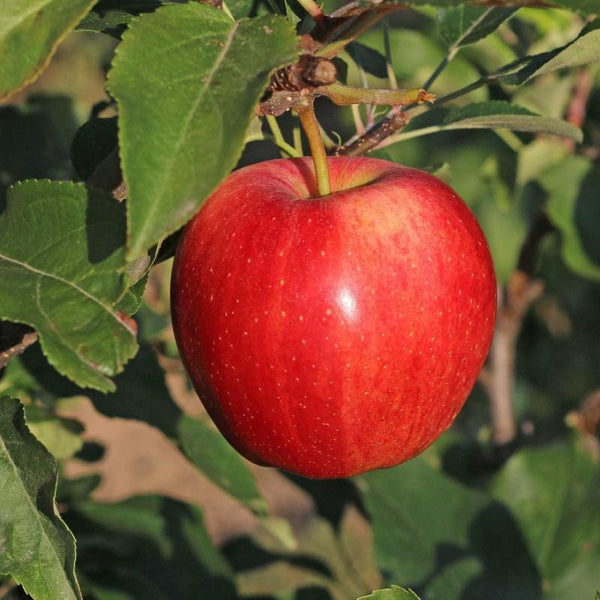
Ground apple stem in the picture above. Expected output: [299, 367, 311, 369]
[296, 98, 331, 197]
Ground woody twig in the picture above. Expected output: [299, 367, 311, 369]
[0, 322, 37, 369]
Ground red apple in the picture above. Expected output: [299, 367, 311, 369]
[171, 157, 496, 479]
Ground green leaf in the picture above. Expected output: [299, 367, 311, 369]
[259, 515, 298, 551]
[0, 397, 82, 600]
[136, 303, 170, 342]
[7, 345, 83, 401]
[551, 0, 600, 14]
[498, 18, 600, 85]
[107, 3, 299, 261]
[515, 138, 569, 189]
[490, 437, 600, 600]
[441, 102, 581, 140]
[358, 585, 421, 600]
[540, 155, 600, 280]
[524, 17, 600, 78]
[427, 556, 483, 598]
[438, 7, 518, 49]
[71, 117, 118, 181]
[0, 349, 38, 398]
[87, 344, 183, 438]
[91, 0, 167, 10]
[396, 0, 600, 15]
[79, 572, 170, 600]
[236, 509, 381, 600]
[115, 270, 148, 315]
[0, 0, 96, 99]
[77, 8, 133, 35]
[77, 0, 184, 36]
[0, 181, 137, 392]
[25, 405, 84, 461]
[398, 101, 582, 143]
[56, 474, 101, 505]
[178, 415, 266, 512]
[359, 458, 540, 599]
[346, 41, 388, 78]
[337, 506, 385, 594]
[442, 100, 531, 123]
[225, 0, 257, 20]
[236, 561, 332, 599]
[70, 496, 235, 600]
[0, 96, 79, 195]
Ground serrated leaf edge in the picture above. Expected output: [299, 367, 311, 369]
[0, 397, 82, 600]
[106, 4, 299, 261]
[1, 179, 137, 391]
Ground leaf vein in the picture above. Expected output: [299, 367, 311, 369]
[0, 252, 133, 334]
[130, 20, 242, 253]
[34, 278, 105, 375]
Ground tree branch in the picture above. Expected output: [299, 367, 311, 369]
[335, 111, 408, 156]
[564, 67, 595, 152]
[481, 62, 594, 446]
[480, 213, 552, 445]
[0, 322, 37, 369]
[487, 272, 544, 445]
[0, 580, 17, 599]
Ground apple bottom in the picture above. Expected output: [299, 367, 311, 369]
[193, 372, 470, 479]
[171, 157, 497, 479]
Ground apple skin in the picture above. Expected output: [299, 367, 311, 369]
[171, 157, 496, 479]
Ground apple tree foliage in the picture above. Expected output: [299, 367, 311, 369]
[1, 0, 600, 598]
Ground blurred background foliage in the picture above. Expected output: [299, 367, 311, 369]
[0, 2, 599, 600]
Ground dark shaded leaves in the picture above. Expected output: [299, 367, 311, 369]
[178, 415, 266, 512]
